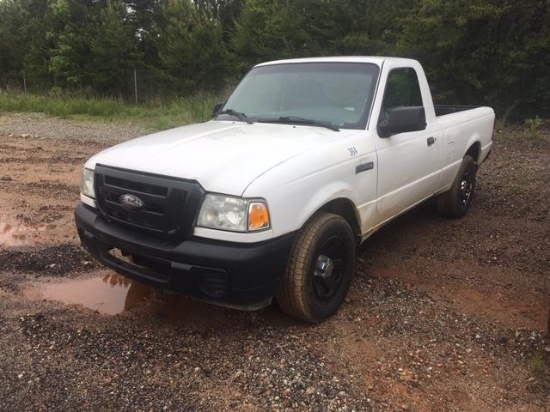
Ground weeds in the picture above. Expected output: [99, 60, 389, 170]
[530, 353, 547, 372]
[525, 116, 544, 138]
[494, 118, 506, 134]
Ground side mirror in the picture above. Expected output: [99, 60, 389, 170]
[377, 106, 426, 138]
[212, 102, 225, 117]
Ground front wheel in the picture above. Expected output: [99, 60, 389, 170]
[276, 212, 356, 323]
[437, 154, 478, 218]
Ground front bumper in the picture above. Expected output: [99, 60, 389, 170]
[75, 203, 295, 309]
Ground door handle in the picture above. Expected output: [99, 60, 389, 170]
[427, 136, 436, 146]
[356, 161, 374, 174]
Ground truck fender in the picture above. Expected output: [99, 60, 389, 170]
[293, 183, 361, 240]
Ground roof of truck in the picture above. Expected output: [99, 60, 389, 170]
[255, 56, 419, 67]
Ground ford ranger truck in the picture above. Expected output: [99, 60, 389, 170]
[75, 57, 494, 322]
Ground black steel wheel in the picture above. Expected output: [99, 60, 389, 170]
[276, 212, 356, 323]
[437, 155, 478, 218]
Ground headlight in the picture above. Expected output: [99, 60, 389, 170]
[81, 168, 95, 199]
[197, 194, 270, 232]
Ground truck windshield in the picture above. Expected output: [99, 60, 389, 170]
[218, 62, 380, 130]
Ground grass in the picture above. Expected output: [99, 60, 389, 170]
[529, 351, 550, 388]
[0, 92, 222, 131]
[525, 116, 544, 138]
[530, 353, 547, 372]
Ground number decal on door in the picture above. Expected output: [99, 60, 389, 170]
[348, 146, 358, 156]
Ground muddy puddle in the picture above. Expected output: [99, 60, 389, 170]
[37, 274, 225, 324]
[40, 274, 153, 314]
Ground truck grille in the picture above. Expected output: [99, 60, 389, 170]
[94, 164, 205, 240]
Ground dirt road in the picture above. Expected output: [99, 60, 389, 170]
[0, 112, 549, 411]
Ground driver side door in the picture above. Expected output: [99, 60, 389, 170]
[373, 66, 444, 226]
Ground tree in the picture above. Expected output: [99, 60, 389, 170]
[126, 0, 163, 72]
[231, 0, 409, 72]
[88, 0, 142, 96]
[231, 0, 337, 69]
[151, 0, 229, 94]
[400, 0, 550, 120]
[330, 0, 410, 55]
[194, 0, 244, 43]
[0, 0, 26, 89]
[0, 0, 57, 92]
[48, 0, 100, 91]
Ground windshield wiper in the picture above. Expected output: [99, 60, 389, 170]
[259, 116, 340, 132]
[218, 109, 254, 124]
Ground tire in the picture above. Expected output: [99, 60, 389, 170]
[276, 212, 356, 323]
[437, 155, 477, 218]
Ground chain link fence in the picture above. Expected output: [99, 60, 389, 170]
[1, 69, 169, 104]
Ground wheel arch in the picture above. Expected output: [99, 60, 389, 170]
[465, 141, 481, 164]
[317, 198, 362, 245]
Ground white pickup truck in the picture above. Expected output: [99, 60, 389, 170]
[75, 57, 494, 322]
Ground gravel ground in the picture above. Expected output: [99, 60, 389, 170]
[0, 112, 549, 411]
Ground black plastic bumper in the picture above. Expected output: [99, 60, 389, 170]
[75, 203, 295, 308]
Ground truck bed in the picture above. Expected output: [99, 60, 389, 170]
[435, 105, 481, 116]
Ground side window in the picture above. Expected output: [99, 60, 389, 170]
[381, 68, 423, 112]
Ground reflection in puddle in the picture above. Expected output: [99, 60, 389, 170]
[41, 274, 222, 324]
[0, 221, 27, 246]
[0, 217, 51, 247]
[42, 274, 153, 315]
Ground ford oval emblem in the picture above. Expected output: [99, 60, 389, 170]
[119, 194, 145, 211]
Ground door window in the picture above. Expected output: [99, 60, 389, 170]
[381, 68, 423, 113]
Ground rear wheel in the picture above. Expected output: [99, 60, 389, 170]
[276, 212, 356, 323]
[437, 154, 477, 218]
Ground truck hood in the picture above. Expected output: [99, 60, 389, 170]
[87, 121, 354, 195]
